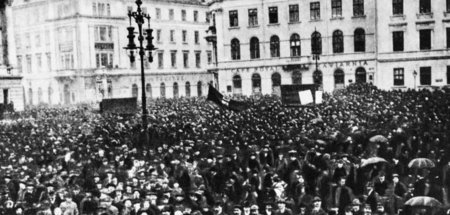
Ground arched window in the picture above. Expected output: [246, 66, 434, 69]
[28, 88, 33, 105]
[251, 73, 261, 94]
[355, 67, 367, 83]
[250, 37, 260, 59]
[354, 28, 365, 52]
[334, 69, 345, 88]
[131, 84, 138, 98]
[231, 38, 240, 60]
[173, 82, 179, 98]
[38, 87, 43, 104]
[333, 30, 344, 53]
[232, 75, 242, 95]
[292, 71, 302, 85]
[48, 86, 52, 105]
[313, 70, 323, 86]
[272, 73, 281, 86]
[197, 81, 203, 96]
[160, 83, 166, 98]
[63, 84, 70, 105]
[290, 34, 301, 57]
[146, 83, 152, 98]
[185, 82, 191, 97]
[270, 36, 280, 58]
[311, 31, 322, 55]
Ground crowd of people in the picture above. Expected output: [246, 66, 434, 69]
[0, 83, 450, 215]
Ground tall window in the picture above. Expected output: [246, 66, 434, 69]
[229, 10, 239, 27]
[194, 11, 198, 22]
[420, 67, 431, 85]
[26, 55, 31, 73]
[332, 0, 342, 17]
[207, 51, 212, 64]
[447, 66, 450, 84]
[248, 9, 258, 26]
[447, 28, 450, 48]
[182, 10, 186, 21]
[393, 68, 404, 86]
[156, 8, 161, 19]
[393, 0, 403, 15]
[195, 31, 199, 44]
[289, 4, 299, 23]
[311, 2, 321, 20]
[311, 31, 322, 55]
[333, 30, 344, 53]
[95, 52, 113, 68]
[146, 83, 152, 98]
[17, 56, 22, 73]
[183, 51, 189, 68]
[420, 29, 431, 50]
[36, 54, 42, 70]
[195, 51, 201, 68]
[160, 83, 166, 98]
[94, 26, 112, 42]
[231, 39, 240, 60]
[233, 75, 242, 89]
[170, 30, 175, 42]
[156, 29, 161, 42]
[182, 30, 187, 43]
[185, 82, 191, 97]
[158, 52, 164, 68]
[197, 81, 203, 96]
[334, 69, 345, 86]
[171, 51, 177, 68]
[269, 7, 278, 24]
[169, 9, 174, 20]
[290, 34, 301, 57]
[48, 86, 52, 105]
[292, 71, 302, 85]
[132, 84, 138, 98]
[270, 36, 280, 58]
[93, 2, 111, 17]
[252, 73, 261, 94]
[173, 82, 179, 98]
[46, 53, 51, 71]
[28, 88, 33, 105]
[354, 28, 366, 52]
[393, 31, 404, 51]
[353, 0, 364, 16]
[419, 0, 431, 14]
[250, 37, 260, 59]
[38, 87, 43, 104]
[447, 0, 450, 12]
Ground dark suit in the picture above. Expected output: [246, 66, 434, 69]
[374, 179, 389, 196]
[330, 185, 354, 213]
[366, 190, 380, 212]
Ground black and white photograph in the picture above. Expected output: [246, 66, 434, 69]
[1, 0, 450, 214]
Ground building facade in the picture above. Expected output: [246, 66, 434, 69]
[10, 0, 214, 106]
[0, 0, 24, 111]
[208, 0, 450, 95]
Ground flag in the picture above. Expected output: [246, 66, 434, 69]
[207, 85, 249, 112]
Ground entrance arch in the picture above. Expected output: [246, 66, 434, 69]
[355, 67, 367, 83]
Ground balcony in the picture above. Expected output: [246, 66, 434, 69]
[416, 12, 433, 19]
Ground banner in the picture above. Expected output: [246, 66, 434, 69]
[299, 90, 314, 105]
[315, 91, 323, 104]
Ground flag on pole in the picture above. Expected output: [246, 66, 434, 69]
[207, 85, 249, 112]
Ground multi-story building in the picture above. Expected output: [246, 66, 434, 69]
[0, 0, 24, 111]
[207, 0, 450, 95]
[10, 0, 213, 106]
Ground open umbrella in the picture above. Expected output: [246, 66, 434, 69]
[404, 196, 442, 207]
[316, 139, 327, 145]
[369, 135, 388, 143]
[361, 157, 388, 167]
[408, 158, 435, 169]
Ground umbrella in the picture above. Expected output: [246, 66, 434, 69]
[316, 139, 327, 145]
[369, 135, 388, 143]
[408, 158, 435, 169]
[404, 196, 442, 207]
[361, 157, 388, 167]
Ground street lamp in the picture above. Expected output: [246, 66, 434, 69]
[312, 29, 322, 88]
[413, 70, 417, 90]
[124, 0, 156, 132]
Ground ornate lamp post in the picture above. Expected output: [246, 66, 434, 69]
[312, 29, 322, 88]
[124, 0, 156, 131]
[413, 70, 417, 90]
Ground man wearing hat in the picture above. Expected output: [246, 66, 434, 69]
[233, 205, 243, 215]
[310, 196, 326, 215]
[274, 199, 292, 215]
[60, 193, 79, 215]
[213, 202, 228, 215]
[364, 182, 379, 212]
[392, 173, 407, 198]
[351, 199, 363, 215]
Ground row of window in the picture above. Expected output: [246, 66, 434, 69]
[393, 67, 450, 86]
[127, 7, 208, 23]
[131, 82, 205, 98]
[15, 31, 51, 50]
[229, 0, 365, 27]
[392, 0, 450, 15]
[162, 30, 201, 44]
[392, 28, 450, 51]
[16, 53, 52, 73]
[155, 51, 213, 69]
[230, 29, 365, 60]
